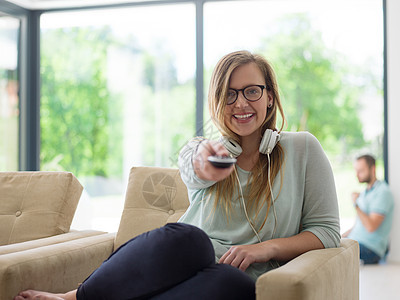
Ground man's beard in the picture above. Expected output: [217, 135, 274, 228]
[360, 175, 372, 184]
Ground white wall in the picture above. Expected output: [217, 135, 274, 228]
[387, 0, 400, 263]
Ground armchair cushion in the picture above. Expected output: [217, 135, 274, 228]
[114, 167, 189, 250]
[0, 172, 83, 246]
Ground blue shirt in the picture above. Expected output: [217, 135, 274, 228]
[348, 180, 394, 258]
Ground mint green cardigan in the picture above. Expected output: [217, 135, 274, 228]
[178, 131, 341, 280]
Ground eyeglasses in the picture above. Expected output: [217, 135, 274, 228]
[227, 85, 266, 105]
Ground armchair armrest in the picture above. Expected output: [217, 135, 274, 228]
[0, 233, 115, 300]
[0, 230, 107, 255]
[256, 239, 359, 300]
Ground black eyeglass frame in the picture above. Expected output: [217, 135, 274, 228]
[226, 84, 266, 105]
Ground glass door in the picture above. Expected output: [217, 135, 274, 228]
[0, 14, 19, 171]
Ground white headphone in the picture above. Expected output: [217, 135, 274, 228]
[217, 130, 281, 267]
[219, 129, 280, 157]
[221, 129, 280, 254]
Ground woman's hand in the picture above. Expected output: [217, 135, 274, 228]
[219, 243, 274, 271]
[219, 232, 325, 271]
[193, 140, 235, 182]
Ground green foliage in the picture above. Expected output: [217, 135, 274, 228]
[40, 26, 195, 177]
[139, 49, 195, 167]
[143, 51, 178, 92]
[140, 79, 195, 167]
[259, 13, 366, 155]
[40, 27, 122, 177]
[40, 12, 380, 181]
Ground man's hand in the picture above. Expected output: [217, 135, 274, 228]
[351, 192, 360, 205]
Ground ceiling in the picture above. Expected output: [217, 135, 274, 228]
[4, 0, 159, 9]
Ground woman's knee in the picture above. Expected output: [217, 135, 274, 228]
[113, 223, 215, 271]
[159, 223, 215, 266]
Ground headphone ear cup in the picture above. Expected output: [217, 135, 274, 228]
[219, 136, 243, 158]
[259, 129, 280, 154]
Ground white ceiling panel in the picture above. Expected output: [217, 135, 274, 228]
[4, 0, 159, 9]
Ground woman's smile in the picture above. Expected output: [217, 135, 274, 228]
[233, 113, 255, 122]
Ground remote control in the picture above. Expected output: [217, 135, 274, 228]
[207, 155, 237, 168]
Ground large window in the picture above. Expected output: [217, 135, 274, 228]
[40, 4, 196, 230]
[0, 14, 19, 171]
[36, 0, 384, 232]
[204, 0, 384, 231]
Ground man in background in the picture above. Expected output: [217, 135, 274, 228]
[343, 154, 394, 264]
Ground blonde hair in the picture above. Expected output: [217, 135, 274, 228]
[207, 50, 286, 231]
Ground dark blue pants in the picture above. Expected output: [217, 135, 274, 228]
[76, 223, 255, 300]
[359, 243, 381, 264]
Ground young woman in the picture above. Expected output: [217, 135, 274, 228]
[178, 50, 340, 280]
[15, 50, 340, 300]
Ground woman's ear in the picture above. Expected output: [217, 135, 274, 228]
[267, 92, 273, 108]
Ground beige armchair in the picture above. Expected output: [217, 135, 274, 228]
[0, 172, 112, 300]
[1, 168, 359, 300]
[116, 167, 360, 300]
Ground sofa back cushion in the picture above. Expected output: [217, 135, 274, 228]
[0, 172, 83, 246]
[114, 166, 190, 250]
